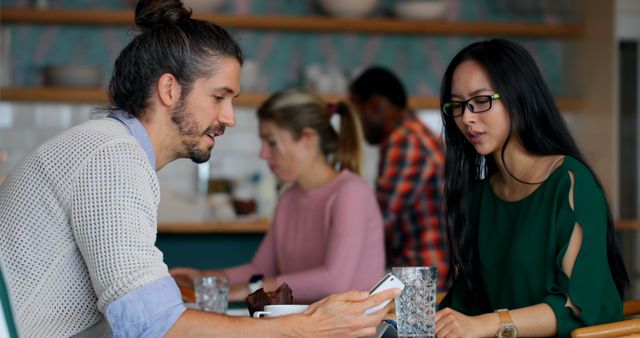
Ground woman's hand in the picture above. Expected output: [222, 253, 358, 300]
[435, 308, 498, 338]
[169, 267, 201, 287]
[281, 288, 401, 338]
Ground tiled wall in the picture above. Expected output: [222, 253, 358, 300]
[0, 101, 444, 221]
[0, 0, 576, 96]
[0, 0, 582, 219]
[0, 102, 98, 171]
[0, 102, 579, 223]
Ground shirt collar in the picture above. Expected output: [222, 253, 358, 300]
[107, 110, 156, 168]
[379, 111, 416, 148]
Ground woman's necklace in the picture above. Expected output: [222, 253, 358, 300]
[507, 156, 564, 185]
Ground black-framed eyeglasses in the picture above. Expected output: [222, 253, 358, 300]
[441, 93, 502, 118]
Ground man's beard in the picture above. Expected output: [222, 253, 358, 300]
[170, 99, 223, 164]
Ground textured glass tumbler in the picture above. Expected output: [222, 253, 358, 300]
[392, 266, 438, 337]
[194, 275, 229, 313]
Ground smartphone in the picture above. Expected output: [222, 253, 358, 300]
[365, 273, 405, 315]
[379, 320, 398, 338]
[366, 320, 398, 338]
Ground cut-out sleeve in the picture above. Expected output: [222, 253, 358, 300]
[543, 169, 623, 337]
[440, 159, 622, 337]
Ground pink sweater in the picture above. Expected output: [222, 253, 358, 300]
[225, 170, 385, 303]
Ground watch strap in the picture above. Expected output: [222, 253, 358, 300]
[495, 309, 518, 338]
[496, 309, 513, 325]
[248, 274, 264, 293]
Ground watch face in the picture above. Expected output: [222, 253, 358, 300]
[249, 274, 264, 284]
[497, 326, 518, 338]
[248, 274, 264, 293]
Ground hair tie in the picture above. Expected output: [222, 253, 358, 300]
[326, 103, 338, 115]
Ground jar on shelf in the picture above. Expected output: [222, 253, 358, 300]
[208, 192, 236, 220]
[232, 178, 257, 216]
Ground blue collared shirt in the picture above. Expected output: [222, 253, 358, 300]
[108, 110, 156, 168]
[106, 277, 186, 337]
[106, 111, 186, 337]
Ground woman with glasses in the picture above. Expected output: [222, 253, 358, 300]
[435, 39, 628, 337]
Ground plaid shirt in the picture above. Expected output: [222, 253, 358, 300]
[377, 114, 448, 287]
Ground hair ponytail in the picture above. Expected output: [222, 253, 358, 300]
[332, 101, 364, 175]
[257, 89, 364, 176]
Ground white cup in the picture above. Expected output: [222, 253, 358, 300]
[252, 304, 309, 318]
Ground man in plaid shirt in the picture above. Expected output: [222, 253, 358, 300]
[349, 66, 448, 288]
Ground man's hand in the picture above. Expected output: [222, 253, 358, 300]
[280, 288, 401, 338]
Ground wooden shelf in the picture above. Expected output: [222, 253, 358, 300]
[158, 217, 270, 234]
[0, 87, 275, 107]
[1, 86, 109, 103]
[0, 8, 583, 37]
[0, 87, 584, 110]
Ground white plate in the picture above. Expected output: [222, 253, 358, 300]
[184, 302, 199, 310]
[226, 308, 250, 317]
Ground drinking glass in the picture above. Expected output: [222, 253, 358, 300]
[392, 266, 438, 337]
[194, 275, 229, 313]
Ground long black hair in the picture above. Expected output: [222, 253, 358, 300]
[108, 0, 243, 117]
[440, 39, 629, 299]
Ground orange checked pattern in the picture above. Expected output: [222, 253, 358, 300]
[376, 114, 448, 289]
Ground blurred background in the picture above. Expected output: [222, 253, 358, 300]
[0, 0, 639, 299]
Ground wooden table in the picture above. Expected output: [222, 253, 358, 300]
[178, 283, 447, 311]
[615, 219, 640, 231]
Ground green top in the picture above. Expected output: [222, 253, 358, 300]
[440, 156, 622, 337]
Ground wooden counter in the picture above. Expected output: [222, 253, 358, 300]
[158, 217, 270, 234]
[156, 219, 268, 269]
[158, 218, 637, 234]
[158, 218, 639, 276]
[615, 219, 640, 231]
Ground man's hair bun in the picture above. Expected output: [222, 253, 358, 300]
[134, 0, 192, 32]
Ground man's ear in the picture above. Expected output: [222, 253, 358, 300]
[157, 73, 182, 107]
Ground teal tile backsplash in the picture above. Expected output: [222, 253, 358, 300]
[1, 0, 578, 96]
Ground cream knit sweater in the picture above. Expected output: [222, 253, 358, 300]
[0, 118, 169, 337]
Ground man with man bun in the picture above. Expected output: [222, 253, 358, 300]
[0, 1, 398, 336]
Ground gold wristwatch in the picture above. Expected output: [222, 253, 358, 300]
[495, 309, 518, 338]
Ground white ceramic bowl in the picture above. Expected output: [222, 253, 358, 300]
[182, 0, 225, 13]
[393, 0, 447, 20]
[317, 0, 379, 18]
[42, 64, 103, 87]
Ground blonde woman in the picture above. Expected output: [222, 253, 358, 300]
[172, 89, 385, 303]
